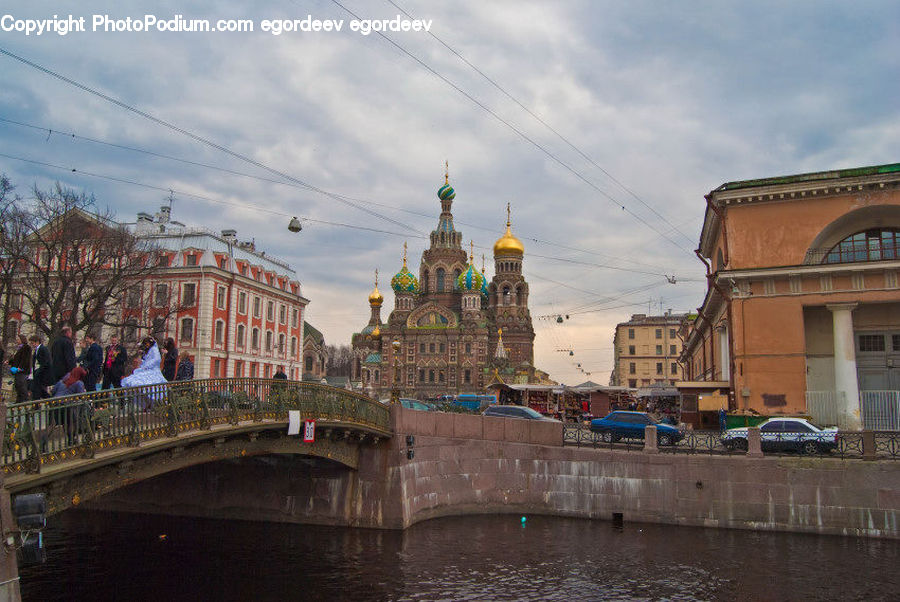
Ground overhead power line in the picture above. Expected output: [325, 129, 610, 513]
[326, 1, 695, 255]
[385, 0, 696, 247]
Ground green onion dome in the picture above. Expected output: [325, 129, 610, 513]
[437, 182, 455, 201]
[457, 262, 485, 292]
[391, 244, 419, 294]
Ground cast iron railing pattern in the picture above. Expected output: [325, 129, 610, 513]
[2, 378, 391, 475]
[562, 424, 900, 460]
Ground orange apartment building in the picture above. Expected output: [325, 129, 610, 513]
[681, 163, 900, 429]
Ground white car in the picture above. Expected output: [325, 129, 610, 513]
[722, 417, 838, 454]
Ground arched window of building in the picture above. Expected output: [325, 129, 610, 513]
[236, 324, 245, 348]
[251, 327, 260, 350]
[278, 333, 285, 354]
[422, 270, 429, 292]
[265, 331, 274, 352]
[305, 355, 313, 372]
[290, 336, 297, 356]
[179, 318, 193, 343]
[502, 285, 511, 305]
[824, 228, 900, 264]
[436, 268, 446, 292]
[453, 268, 461, 289]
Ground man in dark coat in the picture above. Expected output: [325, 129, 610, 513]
[50, 326, 77, 383]
[101, 333, 128, 389]
[28, 334, 54, 400]
[78, 332, 104, 392]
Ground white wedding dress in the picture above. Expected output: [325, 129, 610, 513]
[121, 343, 167, 388]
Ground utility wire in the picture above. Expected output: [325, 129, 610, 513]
[2, 115, 686, 275]
[0, 151, 425, 239]
[385, 0, 695, 247]
[0, 47, 425, 237]
[326, 1, 695, 255]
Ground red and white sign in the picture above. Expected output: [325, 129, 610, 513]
[303, 420, 316, 442]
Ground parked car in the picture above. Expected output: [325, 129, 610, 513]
[721, 417, 837, 454]
[483, 405, 558, 421]
[380, 398, 436, 411]
[589, 411, 683, 446]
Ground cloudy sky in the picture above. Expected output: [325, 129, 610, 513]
[2, 1, 898, 384]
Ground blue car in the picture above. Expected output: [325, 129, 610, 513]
[589, 411, 683, 446]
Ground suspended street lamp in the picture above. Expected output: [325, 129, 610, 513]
[288, 217, 303, 233]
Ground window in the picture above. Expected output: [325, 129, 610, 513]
[419, 369, 425, 382]
[465, 342, 471, 354]
[213, 358, 222, 377]
[264, 365, 271, 378]
[858, 334, 885, 352]
[419, 343, 425, 353]
[429, 370, 435, 383]
[439, 370, 445, 383]
[151, 317, 166, 338]
[267, 301, 274, 322]
[217, 256, 227, 270]
[154, 284, 169, 306]
[629, 362, 636, 374]
[656, 362, 663, 375]
[182, 283, 196, 307]
[824, 228, 900, 264]
[239, 264, 247, 276]
[236, 324, 245, 348]
[305, 355, 313, 372]
[670, 344, 677, 355]
[216, 286, 227, 309]
[253, 296, 261, 318]
[157, 254, 170, 267]
[464, 369, 471, 383]
[234, 361, 243, 377]
[290, 337, 297, 356]
[894, 335, 900, 352]
[124, 320, 139, 343]
[669, 328, 676, 338]
[215, 320, 224, 345]
[250, 363, 258, 378]
[671, 362, 678, 375]
[238, 292, 247, 314]
[502, 286, 511, 305]
[185, 254, 198, 266]
[628, 379, 637, 388]
[436, 268, 446, 292]
[125, 285, 141, 308]
[439, 343, 445, 353]
[429, 343, 435, 353]
[292, 308, 299, 328]
[655, 329, 662, 339]
[656, 345, 663, 355]
[628, 345, 635, 355]
[6, 320, 18, 341]
[180, 317, 194, 343]
[278, 333, 285, 354]
[265, 331, 273, 352]
[279, 305, 286, 324]
[628, 328, 635, 339]
[251, 327, 260, 350]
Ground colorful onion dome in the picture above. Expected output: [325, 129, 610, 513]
[368, 269, 384, 306]
[481, 268, 489, 298]
[458, 242, 485, 292]
[391, 242, 419, 294]
[437, 161, 455, 201]
[494, 203, 524, 256]
[370, 325, 382, 340]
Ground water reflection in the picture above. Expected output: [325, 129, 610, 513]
[21, 511, 899, 601]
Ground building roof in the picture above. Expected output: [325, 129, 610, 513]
[303, 321, 324, 345]
[716, 162, 900, 192]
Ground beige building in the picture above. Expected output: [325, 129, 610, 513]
[609, 312, 687, 388]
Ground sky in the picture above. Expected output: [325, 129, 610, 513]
[1, 1, 899, 385]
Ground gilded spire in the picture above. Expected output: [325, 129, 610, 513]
[469, 240, 475, 262]
[506, 202, 511, 227]
[493, 203, 524, 256]
[481, 253, 486, 273]
[368, 268, 384, 306]
[402, 241, 408, 268]
[445, 160, 449, 185]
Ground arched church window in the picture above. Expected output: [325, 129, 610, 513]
[824, 228, 900, 264]
[453, 269, 461, 289]
[422, 270, 429, 292]
[436, 268, 446, 292]
[503, 285, 511, 306]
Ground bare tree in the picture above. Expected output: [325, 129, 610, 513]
[326, 344, 354, 376]
[6, 181, 183, 343]
[0, 175, 29, 349]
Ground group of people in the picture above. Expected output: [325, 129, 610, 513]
[4, 328, 195, 404]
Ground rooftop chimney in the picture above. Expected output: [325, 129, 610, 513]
[221, 229, 237, 243]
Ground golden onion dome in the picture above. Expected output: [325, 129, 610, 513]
[368, 269, 384, 306]
[371, 325, 382, 340]
[493, 203, 524, 256]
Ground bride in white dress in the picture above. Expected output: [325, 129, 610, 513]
[122, 337, 168, 388]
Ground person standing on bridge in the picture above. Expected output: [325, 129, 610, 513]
[50, 326, 77, 384]
[28, 334, 54, 400]
[101, 334, 128, 389]
[8, 334, 32, 403]
[79, 332, 104, 392]
[161, 337, 178, 381]
[174, 352, 194, 381]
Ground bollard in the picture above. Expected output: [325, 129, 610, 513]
[747, 427, 763, 458]
[643, 425, 659, 454]
[862, 430, 876, 461]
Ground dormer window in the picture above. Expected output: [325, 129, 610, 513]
[186, 253, 198, 266]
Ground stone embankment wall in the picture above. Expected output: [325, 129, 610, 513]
[394, 408, 900, 538]
[90, 407, 900, 538]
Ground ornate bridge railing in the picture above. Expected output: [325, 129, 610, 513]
[2, 378, 391, 475]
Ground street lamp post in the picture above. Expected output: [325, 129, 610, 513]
[391, 339, 401, 404]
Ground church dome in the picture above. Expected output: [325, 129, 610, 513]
[493, 204, 524, 256]
[457, 263, 485, 292]
[437, 183, 455, 201]
[368, 269, 383, 306]
[391, 243, 419, 294]
[480, 268, 489, 298]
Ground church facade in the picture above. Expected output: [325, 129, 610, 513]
[351, 172, 536, 400]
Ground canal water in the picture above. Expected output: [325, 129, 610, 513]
[20, 510, 899, 601]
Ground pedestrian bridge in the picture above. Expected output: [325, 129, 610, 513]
[1, 379, 391, 515]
